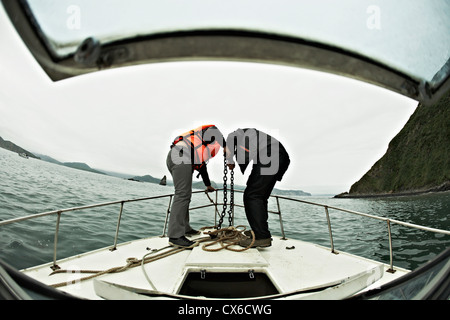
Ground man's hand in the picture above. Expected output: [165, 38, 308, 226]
[224, 146, 235, 170]
[205, 185, 216, 192]
[227, 163, 235, 170]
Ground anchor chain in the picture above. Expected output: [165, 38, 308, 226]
[217, 150, 234, 230]
[228, 167, 234, 226]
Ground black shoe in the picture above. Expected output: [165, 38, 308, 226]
[169, 236, 196, 248]
[185, 229, 201, 236]
[243, 230, 254, 238]
[239, 237, 272, 248]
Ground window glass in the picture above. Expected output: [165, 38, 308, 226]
[26, 0, 450, 82]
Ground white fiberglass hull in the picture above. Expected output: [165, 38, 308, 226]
[21, 230, 409, 300]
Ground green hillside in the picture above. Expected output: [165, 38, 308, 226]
[344, 91, 449, 197]
[0, 136, 38, 159]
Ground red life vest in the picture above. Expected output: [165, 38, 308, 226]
[172, 125, 221, 170]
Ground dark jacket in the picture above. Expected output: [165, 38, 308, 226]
[226, 128, 290, 181]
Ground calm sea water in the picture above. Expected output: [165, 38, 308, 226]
[0, 147, 449, 271]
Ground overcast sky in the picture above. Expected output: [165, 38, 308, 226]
[0, 4, 419, 195]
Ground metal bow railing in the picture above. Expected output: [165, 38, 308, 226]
[1, 189, 449, 272]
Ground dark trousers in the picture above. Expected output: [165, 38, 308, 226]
[166, 149, 193, 238]
[244, 152, 290, 239]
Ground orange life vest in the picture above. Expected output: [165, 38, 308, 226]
[172, 125, 221, 170]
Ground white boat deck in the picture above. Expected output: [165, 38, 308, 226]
[21, 229, 409, 300]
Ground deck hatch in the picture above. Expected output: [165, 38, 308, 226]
[178, 271, 279, 298]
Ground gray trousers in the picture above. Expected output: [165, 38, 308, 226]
[166, 148, 194, 238]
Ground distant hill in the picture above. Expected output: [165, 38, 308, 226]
[224, 183, 311, 196]
[193, 180, 311, 196]
[337, 90, 449, 198]
[63, 162, 106, 175]
[131, 174, 205, 188]
[132, 175, 311, 196]
[35, 154, 62, 164]
[34, 153, 106, 175]
[130, 174, 162, 184]
[0, 136, 39, 159]
[0, 143, 104, 176]
[1, 136, 311, 196]
[271, 188, 311, 196]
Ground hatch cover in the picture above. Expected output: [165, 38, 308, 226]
[185, 246, 269, 267]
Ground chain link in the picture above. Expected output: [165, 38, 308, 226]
[217, 154, 227, 229]
[217, 151, 234, 230]
[228, 167, 234, 226]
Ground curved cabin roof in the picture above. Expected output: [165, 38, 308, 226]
[2, 0, 449, 105]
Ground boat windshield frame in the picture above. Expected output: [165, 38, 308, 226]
[2, 0, 449, 105]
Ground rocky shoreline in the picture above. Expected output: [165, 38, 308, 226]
[334, 181, 450, 198]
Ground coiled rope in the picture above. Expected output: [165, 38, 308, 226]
[49, 246, 185, 288]
[201, 225, 255, 252]
[49, 226, 255, 288]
